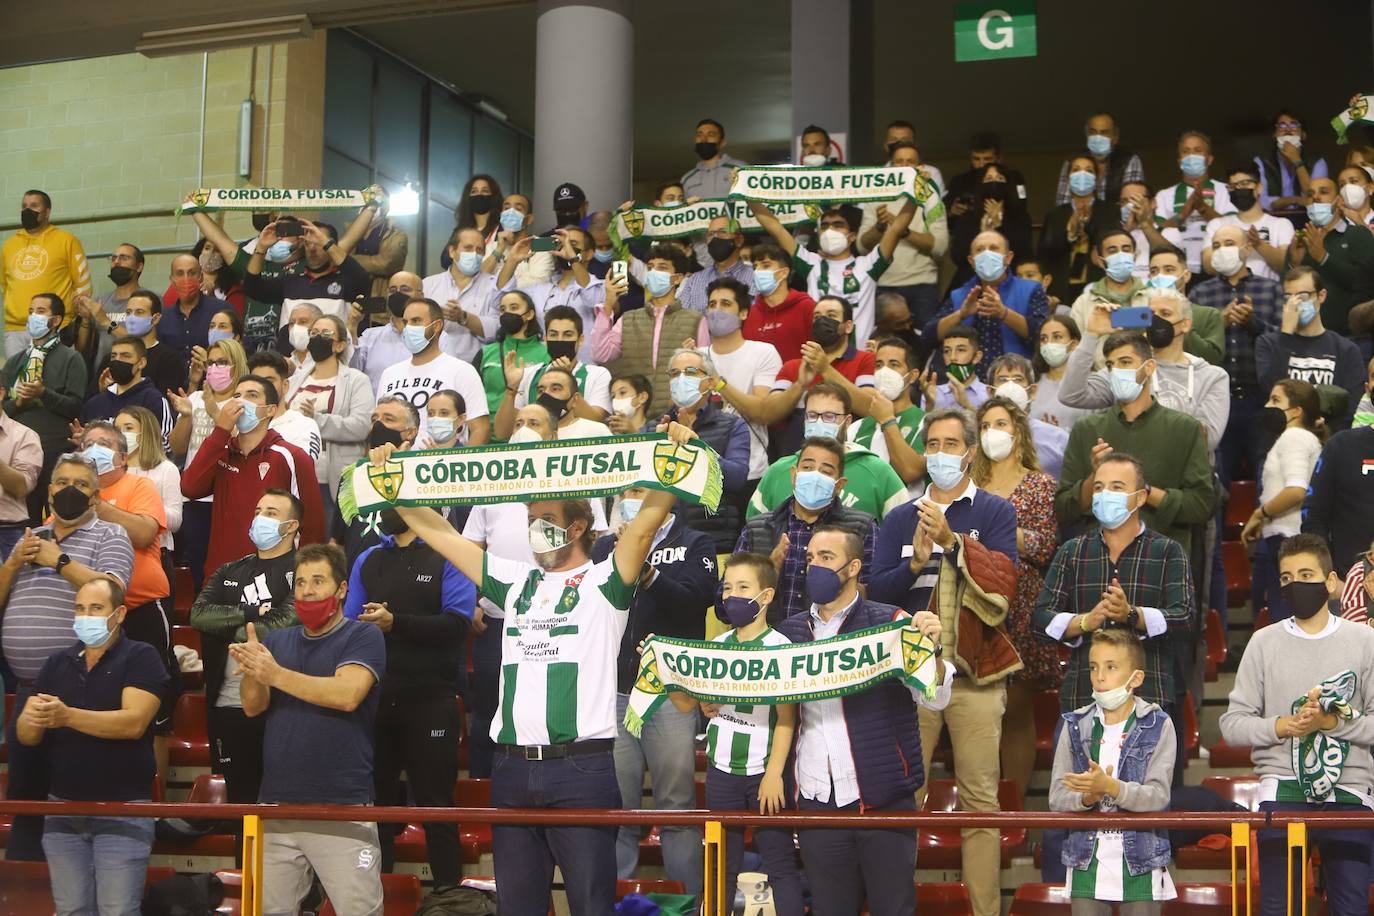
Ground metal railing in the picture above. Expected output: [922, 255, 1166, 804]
[2, 800, 1366, 916]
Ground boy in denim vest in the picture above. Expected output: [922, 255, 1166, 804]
[1050, 628, 1178, 913]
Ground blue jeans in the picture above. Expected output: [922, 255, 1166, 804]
[42, 808, 155, 916]
[705, 769, 803, 916]
[613, 692, 703, 895]
[1258, 800, 1373, 916]
[490, 747, 620, 916]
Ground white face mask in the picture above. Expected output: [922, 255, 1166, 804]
[992, 380, 1029, 411]
[528, 517, 571, 554]
[1210, 245, 1244, 277]
[288, 324, 310, 353]
[980, 427, 1014, 462]
[1092, 673, 1141, 711]
[801, 153, 829, 167]
[611, 396, 637, 417]
[873, 366, 907, 401]
[819, 228, 850, 257]
[510, 426, 543, 444]
[1341, 183, 1369, 210]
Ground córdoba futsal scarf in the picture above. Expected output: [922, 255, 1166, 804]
[179, 186, 386, 213]
[1292, 669, 1360, 801]
[727, 165, 938, 207]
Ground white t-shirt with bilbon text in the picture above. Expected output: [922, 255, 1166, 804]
[1153, 181, 1236, 273]
[515, 362, 613, 415]
[791, 247, 889, 348]
[376, 351, 490, 430]
[462, 500, 609, 620]
[711, 340, 783, 480]
[480, 553, 634, 745]
[1201, 214, 1295, 282]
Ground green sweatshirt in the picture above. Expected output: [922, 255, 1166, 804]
[747, 443, 907, 521]
[1302, 221, 1374, 335]
[1, 343, 86, 451]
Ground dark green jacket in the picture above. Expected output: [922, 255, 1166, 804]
[2, 343, 86, 451]
[1303, 220, 1374, 335]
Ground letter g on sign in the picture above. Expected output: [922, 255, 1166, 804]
[978, 9, 1014, 49]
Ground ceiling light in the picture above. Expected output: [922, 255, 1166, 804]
[136, 16, 313, 58]
[390, 182, 421, 217]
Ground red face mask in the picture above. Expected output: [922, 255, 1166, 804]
[295, 594, 338, 630]
[174, 277, 201, 299]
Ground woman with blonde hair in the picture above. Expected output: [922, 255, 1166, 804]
[971, 395, 1060, 798]
[168, 337, 247, 588]
[116, 405, 184, 605]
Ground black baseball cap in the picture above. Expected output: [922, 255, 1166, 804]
[553, 182, 586, 210]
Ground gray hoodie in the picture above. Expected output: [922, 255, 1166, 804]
[1058, 330, 1231, 449]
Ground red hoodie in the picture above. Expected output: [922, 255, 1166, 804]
[743, 289, 816, 363]
[181, 425, 324, 578]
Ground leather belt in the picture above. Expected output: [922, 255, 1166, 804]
[496, 738, 614, 761]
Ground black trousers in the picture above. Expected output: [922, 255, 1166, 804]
[373, 684, 462, 887]
[208, 704, 267, 805]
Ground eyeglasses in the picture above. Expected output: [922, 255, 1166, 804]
[667, 367, 705, 379]
[1276, 121, 1303, 131]
[804, 411, 844, 424]
[1288, 292, 1314, 303]
[207, 358, 232, 367]
[308, 331, 336, 340]
[109, 254, 137, 265]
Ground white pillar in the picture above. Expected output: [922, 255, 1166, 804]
[534, 0, 633, 220]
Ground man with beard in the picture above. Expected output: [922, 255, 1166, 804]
[374, 420, 695, 916]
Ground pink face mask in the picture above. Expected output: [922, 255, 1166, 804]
[205, 364, 233, 392]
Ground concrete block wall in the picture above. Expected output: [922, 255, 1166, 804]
[0, 35, 327, 297]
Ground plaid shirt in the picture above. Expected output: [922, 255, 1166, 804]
[1033, 524, 1195, 711]
[1188, 273, 1283, 395]
[1054, 152, 1146, 205]
[735, 498, 878, 622]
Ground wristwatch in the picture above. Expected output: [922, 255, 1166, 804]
[1126, 606, 1140, 629]
[54, 553, 71, 574]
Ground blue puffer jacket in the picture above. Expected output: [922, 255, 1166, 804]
[775, 598, 924, 810]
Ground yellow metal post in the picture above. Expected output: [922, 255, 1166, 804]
[1230, 821, 1250, 916]
[242, 814, 264, 916]
[1287, 821, 1307, 916]
[703, 820, 726, 916]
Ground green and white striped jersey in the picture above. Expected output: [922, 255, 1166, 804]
[705, 628, 793, 776]
[480, 553, 634, 746]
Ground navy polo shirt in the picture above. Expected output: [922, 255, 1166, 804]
[32, 634, 169, 801]
[157, 292, 225, 355]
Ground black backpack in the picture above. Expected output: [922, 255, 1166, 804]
[141, 873, 224, 916]
[414, 885, 498, 916]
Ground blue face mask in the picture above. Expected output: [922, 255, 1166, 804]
[593, 249, 615, 263]
[620, 498, 642, 523]
[719, 595, 763, 628]
[249, 515, 286, 551]
[670, 374, 703, 409]
[82, 444, 115, 475]
[1104, 251, 1135, 283]
[1091, 489, 1136, 530]
[1148, 274, 1178, 290]
[207, 327, 233, 346]
[1086, 134, 1113, 157]
[1109, 367, 1144, 402]
[426, 416, 457, 443]
[973, 249, 1006, 283]
[266, 240, 294, 262]
[73, 614, 114, 648]
[806, 564, 845, 605]
[753, 267, 779, 296]
[1180, 154, 1207, 179]
[235, 400, 261, 434]
[926, 450, 968, 490]
[1306, 202, 1334, 227]
[1068, 170, 1097, 197]
[499, 208, 525, 233]
[803, 418, 841, 440]
[794, 470, 837, 510]
[645, 270, 674, 298]
[1297, 298, 1318, 327]
[456, 251, 482, 276]
[402, 323, 431, 355]
[26, 313, 51, 340]
[124, 314, 153, 337]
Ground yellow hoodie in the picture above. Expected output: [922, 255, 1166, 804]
[1, 225, 91, 331]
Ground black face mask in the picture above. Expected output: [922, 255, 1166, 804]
[386, 291, 410, 318]
[367, 421, 405, 450]
[251, 213, 274, 232]
[307, 335, 336, 364]
[695, 141, 719, 161]
[1146, 315, 1176, 349]
[108, 266, 134, 286]
[707, 237, 737, 263]
[469, 194, 494, 215]
[811, 315, 845, 348]
[1281, 580, 1330, 619]
[1260, 406, 1290, 436]
[20, 210, 40, 231]
[499, 312, 526, 337]
[378, 507, 409, 536]
[1230, 188, 1257, 211]
[546, 339, 577, 362]
[537, 392, 569, 422]
[51, 485, 90, 521]
[981, 182, 1007, 202]
[108, 360, 136, 385]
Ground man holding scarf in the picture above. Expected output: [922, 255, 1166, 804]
[1221, 533, 1374, 916]
[378, 421, 697, 916]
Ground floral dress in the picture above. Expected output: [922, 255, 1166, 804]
[1006, 471, 1061, 688]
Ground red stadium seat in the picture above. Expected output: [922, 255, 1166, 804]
[1223, 541, 1250, 608]
[1224, 480, 1257, 539]
[1207, 736, 1253, 769]
[173, 566, 196, 623]
[617, 879, 687, 898]
[214, 869, 243, 915]
[639, 781, 707, 866]
[1165, 882, 1247, 914]
[1204, 608, 1226, 681]
[1182, 692, 1200, 758]
[1033, 689, 1062, 769]
[454, 778, 493, 862]
[915, 882, 973, 915]
[0, 861, 176, 914]
[319, 873, 422, 916]
[153, 774, 239, 860]
[1253, 606, 1271, 631]
[167, 692, 210, 768]
[1175, 776, 1262, 868]
[918, 778, 1028, 868]
[1009, 883, 1070, 914]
